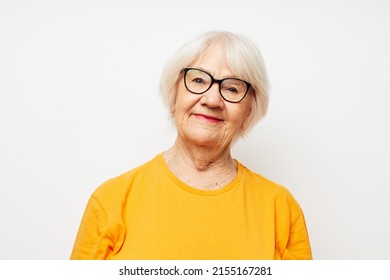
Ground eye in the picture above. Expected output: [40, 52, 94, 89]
[185, 69, 212, 93]
[193, 77, 206, 84]
[222, 79, 247, 96]
[226, 87, 239, 93]
[222, 83, 240, 95]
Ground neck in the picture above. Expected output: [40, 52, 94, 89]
[163, 137, 237, 190]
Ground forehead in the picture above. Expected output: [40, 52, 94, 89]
[190, 43, 235, 78]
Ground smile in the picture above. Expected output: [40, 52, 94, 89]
[193, 113, 223, 123]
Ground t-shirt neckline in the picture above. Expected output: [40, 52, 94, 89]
[157, 153, 243, 196]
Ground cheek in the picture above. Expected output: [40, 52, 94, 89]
[228, 105, 247, 123]
[175, 88, 201, 114]
[227, 103, 252, 131]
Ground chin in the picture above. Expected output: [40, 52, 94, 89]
[186, 131, 228, 148]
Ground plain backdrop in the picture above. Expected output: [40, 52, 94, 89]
[1, 0, 389, 260]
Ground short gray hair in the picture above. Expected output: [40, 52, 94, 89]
[159, 31, 269, 135]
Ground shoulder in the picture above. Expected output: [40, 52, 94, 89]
[240, 163, 294, 197]
[239, 162, 303, 213]
[91, 154, 162, 206]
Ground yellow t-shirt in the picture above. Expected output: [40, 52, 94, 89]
[71, 154, 312, 260]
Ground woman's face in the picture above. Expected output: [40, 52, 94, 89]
[172, 43, 253, 150]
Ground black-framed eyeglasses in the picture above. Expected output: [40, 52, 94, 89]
[182, 67, 251, 103]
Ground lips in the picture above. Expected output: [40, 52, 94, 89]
[193, 113, 223, 122]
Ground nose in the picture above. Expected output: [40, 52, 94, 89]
[200, 82, 224, 109]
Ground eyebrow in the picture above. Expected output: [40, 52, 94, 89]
[189, 66, 240, 80]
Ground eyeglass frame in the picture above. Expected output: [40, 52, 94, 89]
[182, 67, 252, 103]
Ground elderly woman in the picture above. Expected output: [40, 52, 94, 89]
[71, 31, 312, 260]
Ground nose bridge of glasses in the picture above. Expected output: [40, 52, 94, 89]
[209, 76, 224, 92]
[207, 78, 224, 98]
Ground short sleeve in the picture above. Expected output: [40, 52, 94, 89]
[281, 212, 313, 260]
[70, 195, 114, 260]
[273, 189, 313, 260]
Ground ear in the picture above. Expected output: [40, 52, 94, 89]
[241, 91, 255, 131]
[241, 104, 253, 132]
[170, 80, 181, 114]
[170, 101, 175, 114]
[170, 90, 177, 114]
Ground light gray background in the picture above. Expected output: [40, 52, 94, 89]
[1, 0, 389, 259]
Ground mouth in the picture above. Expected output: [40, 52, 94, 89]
[193, 113, 223, 123]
